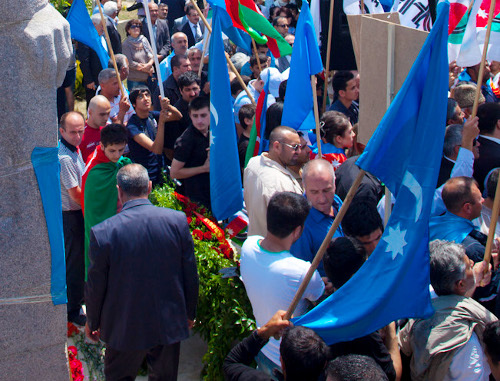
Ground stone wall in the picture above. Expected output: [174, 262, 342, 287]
[0, 1, 72, 379]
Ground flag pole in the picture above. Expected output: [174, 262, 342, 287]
[191, 0, 256, 104]
[96, 1, 125, 96]
[474, 0, 496, 266]
[471, 0, 496, 119]
[360, 0, 365, 13]
[199, 26, 211, 77]
[321, 0, 335, 114]
[285, 170, 365, 320]
[312, 75, 323, 157]
[143, 0, 165, 98]
[252, 38, 263, 72]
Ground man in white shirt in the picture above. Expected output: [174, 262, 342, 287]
[240, 191, 325, 377]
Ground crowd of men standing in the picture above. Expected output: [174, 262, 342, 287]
[56, 0, 500, 379]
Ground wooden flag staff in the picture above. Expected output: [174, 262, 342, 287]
[142, 0, 165, 98]
[322, 0, 336, 114]
[312, 75, 323, 157]
[199, 26, 211, 77]
[285, 170, 365, 319]
[190, 0, 256, 105]
[472, 0, 497, 266]
[96, 1, 125, 96]
[252, 38, 263, 72]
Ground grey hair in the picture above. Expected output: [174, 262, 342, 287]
[103, 1, 118, 16]
[117, 164, 150, 197]
[443, 124, 463, 157]
[98, 68, 117, 85]
[90, 13, 102, 25]
[188, 47, 202, 56]
[110, 54, 128, 71]
[302, 158, 335, 188]
[429, 239, 466, 296]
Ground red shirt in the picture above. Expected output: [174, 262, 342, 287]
[80, 121, 103, 163]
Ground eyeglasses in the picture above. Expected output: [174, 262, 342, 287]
[130, 25, 141, 29]
[277, 24, 289, 28]
[280, 142, 301, 151]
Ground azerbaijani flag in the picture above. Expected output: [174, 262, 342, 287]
[81, 146, 131, 278]
[225, 0, 292, 57]
[244, 76, 270, 167]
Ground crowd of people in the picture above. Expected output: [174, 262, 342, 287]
[56, 0, 500, 379]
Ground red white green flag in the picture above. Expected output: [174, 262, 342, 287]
[225, 0, 292, 57]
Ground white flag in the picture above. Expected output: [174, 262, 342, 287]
[392, 0, 433, 30]
[344, 0, 385, 15]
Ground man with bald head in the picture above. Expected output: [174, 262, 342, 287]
[290, 159, 344, 291]
[158, 32, 188, 81]
[81, 95, 111, 163]
[59, 111, 87, 325]
[244, 126, 304, 236]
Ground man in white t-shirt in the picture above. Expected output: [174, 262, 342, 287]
[240, 191, 325, 378]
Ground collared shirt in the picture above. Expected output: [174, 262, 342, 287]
[244, 153, 303, 236]
[290, 195, 344, 276]
[189, 21, 202, 40]
[328, 99, 359, 125]
[59, 138, 85, 211]
[479, 134, 500, 145]
[95, 88, 135, 125]
[159, 51, 175, 81]
[233, 80, 275, 123]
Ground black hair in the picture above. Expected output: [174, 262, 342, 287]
[129, 86, 151, 107]
[264, 101, 284, 140]
[477, 102, 500, 134]
[332, 71, 355, 94]
[250, 54, 268, 68]
[280, 326, 329, 381]
[320, 111, 351, 145]
[171, 54, 188, 70]
[267, 192, 310, 238]
[442, 176, 479, 213]
[100, 123, 128, 146]
[446, 98, 459, 123]
[279, 79, 287, 101]
[328, 355, 389, 381]
[177, 71, 201, 90]
[231, 76, 251, 96]
[188, 96, 210, 113]
[342, 199, 383, 238]
[238, 104, 256, 129]
[185, 4, 197, 15]
[324, 237, 367, 290]
[483, 321, 500, 364]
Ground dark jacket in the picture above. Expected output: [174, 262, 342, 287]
[85, 198, 199, 351]
[473, 136, 500, 193]
[180, 20, 204, 48]
[142, 18, 171, 58]
[76, 42, 102, 86]
[106, 17, 122, 54]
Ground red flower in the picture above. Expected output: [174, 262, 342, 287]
[200, 207, 207, 215]
[187, 217, 192, 224]
[67, 322, 79, 338]
[68, 346, 78, 357]
[204, 231, 213, 240]
[193, 229, 204, 240]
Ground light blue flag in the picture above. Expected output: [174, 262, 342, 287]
[293, 1, 450, 345]
[209, 8, 244, 220]
[206, 0, 252, 54]
[67, 0, 110, 69]
[281, 0, 323, 131]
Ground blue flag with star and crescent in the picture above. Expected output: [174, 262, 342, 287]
[292, 1, 450, 344]
[209, 8, 244, 220]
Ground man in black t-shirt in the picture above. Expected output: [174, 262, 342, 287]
[127, 86, 181, 186]
[170, 97, 211, 208]
[237, 104, 256, 175]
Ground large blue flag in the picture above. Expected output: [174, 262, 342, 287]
[209, 8, 244, 220]
[67, 0, 109, 69]
[206, 0, 252, 54]
[293, 1, 450, 344]
[281, 0, 323, 131]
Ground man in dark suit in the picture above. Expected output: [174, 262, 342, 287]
[181, 4, 204, 48]
[142, 2, 171, 62]
[85, 163, 199, 380]
[474, 102, 500, 192]
[103, 1, 122, 54]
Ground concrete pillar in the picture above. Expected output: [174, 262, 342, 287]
[0, 1, 72, 379]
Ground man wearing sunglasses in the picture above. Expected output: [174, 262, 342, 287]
[244, 126, 304, 237]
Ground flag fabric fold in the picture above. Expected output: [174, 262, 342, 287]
[209, 8, 244, 220]
[206, 0, 252, 53]
[344, 0, 385, 14]
[293, 1, 450, 345]
[281, 0, 323, 131]
[225, 0, 292, 57]
[67, 0, 110, 69]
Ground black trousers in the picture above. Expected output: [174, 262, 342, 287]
[63, 210, 85, 319]
[104, 342, 181, 381]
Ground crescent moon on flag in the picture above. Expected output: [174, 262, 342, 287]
[210, 101, 219, 127]
[402, 171, 422, 222]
